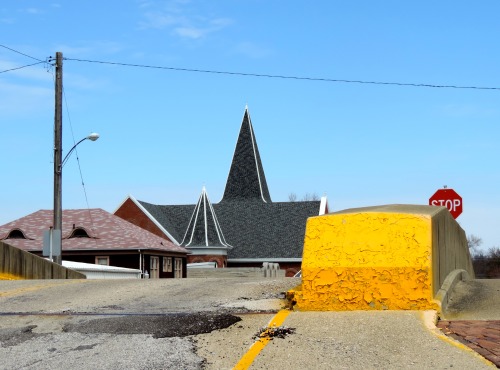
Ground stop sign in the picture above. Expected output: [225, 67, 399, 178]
[429, 188, 463, 219]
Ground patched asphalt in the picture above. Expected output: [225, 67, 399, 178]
[62, 312, 242, 338]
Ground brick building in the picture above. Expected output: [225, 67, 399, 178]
[0, 209, 188, 278]
[115, 107, 328, 276]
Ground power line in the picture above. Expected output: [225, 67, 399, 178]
[0, 44, 44, 62]
[65, 57, 500, 91]
[1, 43, 498, 91]
[0, 45, 47, 73]
[0, 61, 46, 74]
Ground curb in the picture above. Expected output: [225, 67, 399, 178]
[434, 269, 470, 315]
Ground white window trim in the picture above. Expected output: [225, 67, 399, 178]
[95, 256, 109, 265]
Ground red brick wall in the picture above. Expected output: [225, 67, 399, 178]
[115, 198, 172, 241]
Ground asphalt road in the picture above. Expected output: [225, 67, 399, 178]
[0, 278, 297, 370]
[0, 278, 497, 369]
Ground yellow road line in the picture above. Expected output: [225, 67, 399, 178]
[233, 309, 291, 370]
[0, 279, 86, 298]
[0, 272, 25, 280]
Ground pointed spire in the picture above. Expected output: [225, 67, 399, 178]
[181, 187, 232, 249]
[221, 107, 272, 203]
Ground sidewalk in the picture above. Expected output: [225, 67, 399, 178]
[197, 310, 495, 369]
[437, 320, 500, 367]
[437, 279, 500, 368]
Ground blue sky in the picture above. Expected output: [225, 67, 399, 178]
[1, 1, 499, 252]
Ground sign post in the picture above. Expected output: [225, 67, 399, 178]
[429, 188, 463, 219]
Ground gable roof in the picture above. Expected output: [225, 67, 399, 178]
[116, 194, 182, 245]
[221, 107, 271, 203]
[0, 209, 188, 254]
[138, 201, 194, 244]
[181, 187, 233, 250]
[133, 199, 322, 260]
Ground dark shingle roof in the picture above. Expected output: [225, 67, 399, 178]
[131, 107, 324, 260]
[134, 200, 320, 259]
[221, 107, 271, 203]
[138, 201, 194, 243]
[215, 200, 320, 259]
[181, 187, 232, 249]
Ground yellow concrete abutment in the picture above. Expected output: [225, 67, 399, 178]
[292, 205, 474, 311]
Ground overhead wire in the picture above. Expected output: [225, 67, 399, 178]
[1, 44, 498, 91]
[0, 44, 44, 62]
[64, 57, 500, 91]
[0, 45, 49, 73]
[0, 60, 46, 74]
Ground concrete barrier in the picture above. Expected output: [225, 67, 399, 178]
[291, 205, 474, 311]
[187, 267, 286, 279]
[0, 241, 85, 280]
[262, 262, 281, 278]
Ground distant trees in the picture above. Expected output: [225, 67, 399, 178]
[288, 192, 320, 202]
[466, 234, 500, 277]
[467, 234, 483, 256]
[473, 247, 500, 278]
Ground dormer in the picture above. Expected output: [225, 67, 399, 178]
[67, 226, 93, 239]
[2, 228, 30, 240]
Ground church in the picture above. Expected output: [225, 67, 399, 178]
[115, 107, 328, 276]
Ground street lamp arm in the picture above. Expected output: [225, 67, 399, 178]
[60, 133, 100, 170]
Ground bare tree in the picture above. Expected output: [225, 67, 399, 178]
[288, 192, 320, 202]
[302, 192, 320, 201]
[467, 234, 482, 256]
[473, 246, 500, 278]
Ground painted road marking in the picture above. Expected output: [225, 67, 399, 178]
[233, 309, 291, 370]
[0, 279, 86, 298]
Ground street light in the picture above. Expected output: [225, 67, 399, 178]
[61, 133, 100, 168]
[53, 133, 100, 264]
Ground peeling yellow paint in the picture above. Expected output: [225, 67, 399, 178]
[294, 211, 439, 311]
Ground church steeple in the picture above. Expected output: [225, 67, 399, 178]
[221, 107, 272, 203]
[181, 186, 232, 249]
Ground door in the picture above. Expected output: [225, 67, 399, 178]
[150, 256, 159, 278]
[174, 258, 183, 278]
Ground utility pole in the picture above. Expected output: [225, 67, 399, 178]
[53, 51, 63, 265]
